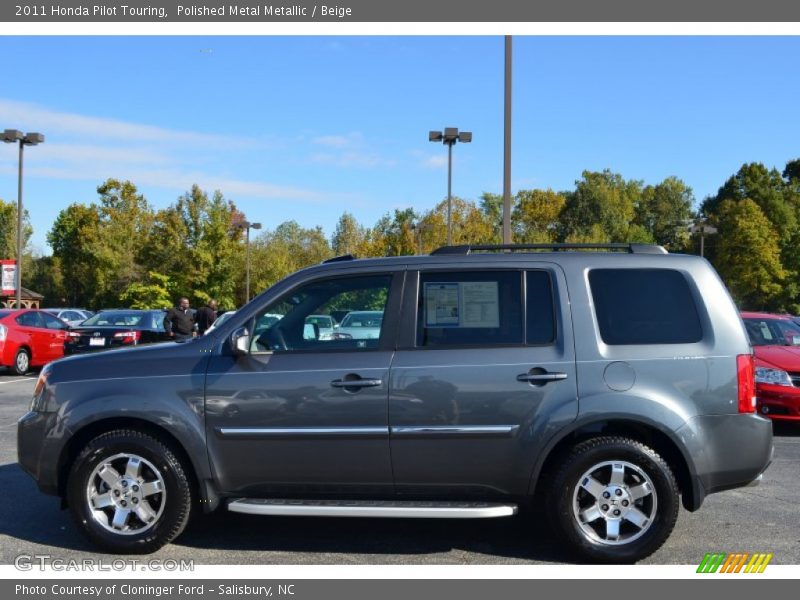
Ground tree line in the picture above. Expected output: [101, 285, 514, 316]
[1, 159, 798, 312]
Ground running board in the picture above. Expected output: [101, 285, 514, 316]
[227, 498, 518, 519]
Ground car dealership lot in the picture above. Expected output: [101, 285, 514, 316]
[1, 370, 798, 566]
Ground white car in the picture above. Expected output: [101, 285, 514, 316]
[42, 308, 93, 327]
[334, 310, 383, 340]
[204, 310, 236, 335]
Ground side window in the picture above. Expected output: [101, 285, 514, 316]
[589, 268, 702, 345]
[417, 271, 523, 347]
[250, 274, 392, 353]
[42, 313, 67, 330]
[16, 312, 44, 328]
[526, 270, 556, 345]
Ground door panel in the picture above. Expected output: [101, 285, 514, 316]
[389, 266, 578, 498]
[205, 270, 404, 497]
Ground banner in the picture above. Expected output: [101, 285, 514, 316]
[1, 260, 16, 296]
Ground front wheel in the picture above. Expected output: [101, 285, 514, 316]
[546, 436, 679, 563]
[67, 429, 192, 554]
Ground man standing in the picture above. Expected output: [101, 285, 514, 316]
[195, 299, 218, 335]
[164, 297, 195, 342]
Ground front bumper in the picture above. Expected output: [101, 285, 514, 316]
[756, 383, 800, 421]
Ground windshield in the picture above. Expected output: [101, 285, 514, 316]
[305, 315, 333, 328]
[743, 318, 800, 346]
[82, 312, 146, 327]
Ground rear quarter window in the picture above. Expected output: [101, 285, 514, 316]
[589, 268, 702, 345]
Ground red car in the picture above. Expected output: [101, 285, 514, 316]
[741, 311, 800, 421]
[0, 309, 69, 375]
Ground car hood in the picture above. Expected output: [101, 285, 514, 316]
[48, 335, 210, 383]
[753, 345, 800, 371]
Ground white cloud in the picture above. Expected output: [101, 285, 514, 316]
[0, 98, 324, 203]
[423, 155, 448, 169]
[0, 99, 258, 148]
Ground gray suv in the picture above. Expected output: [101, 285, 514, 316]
[17, 243, 773, 562]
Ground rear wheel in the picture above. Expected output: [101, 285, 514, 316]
[12, 348, 30, 375]
[546, 436, 679, 563]
[67, 429, 192, 554]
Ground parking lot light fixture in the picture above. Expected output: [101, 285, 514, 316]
[429, 127, 472, 246]
[236, 220, 262, 303]
[3, 130, 45, 309]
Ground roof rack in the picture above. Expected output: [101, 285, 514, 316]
[323, 254, 356, 264]
[430, 243, 668, 256]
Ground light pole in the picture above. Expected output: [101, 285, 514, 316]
[689, 220, 718, 258]
[429, 128, 472, 246]
[236, 220, 262, 303]
[2, 129, 44, 309]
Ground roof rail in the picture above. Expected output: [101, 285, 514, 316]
[430, 243, 668, 256]
[323, 254, 356, 264]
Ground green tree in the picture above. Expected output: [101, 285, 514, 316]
[636, 177, 694, 249]
[560, 170, 647, 242]
[479, 192, 505, 243]
[48, 203, 101, 307]
[0, 199, 32, 261]
[331, 212, 367, 256]
[120, 271, 174, 309]
[713, 199, 786, 310]
[512, 189, 566, 243]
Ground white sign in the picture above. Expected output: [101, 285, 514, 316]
[1, 261, 16, 295]
[424, 281, 500, 329]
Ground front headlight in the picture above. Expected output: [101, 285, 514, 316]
[755, 366, 794, 387]
[30, 364, 51, 412]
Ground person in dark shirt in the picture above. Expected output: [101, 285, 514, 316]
[164, 297, 195, 342]
[195, 299, 218, 335]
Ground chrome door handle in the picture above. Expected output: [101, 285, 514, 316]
[516, 372, 568, 383]
[331, 378, 383, 389]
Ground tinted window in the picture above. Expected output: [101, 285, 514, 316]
[527, 271, 556, 344]
[589, 269, 702, 345]
[62, 311, 81, 321]
[42, 313, 67, 330]
[16, 312, 44, 328]
[83, 312, 145, 326]
[417, 271, 523, 347]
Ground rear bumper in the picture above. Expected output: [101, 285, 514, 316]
[677, 413, 773, 510]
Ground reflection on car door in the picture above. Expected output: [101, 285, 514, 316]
[389, 265, 578, 498]
[204, 270, 404, 497]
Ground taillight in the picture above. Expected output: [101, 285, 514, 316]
[113, 331, 141, 344]
[67, 331, 81, 339]
[0, 323, 6, 342]
[737, 354, 756, 413]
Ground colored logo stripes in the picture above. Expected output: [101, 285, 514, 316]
[697, 552, 773, 573]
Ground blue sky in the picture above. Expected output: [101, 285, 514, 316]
[1, 36, 799, 254]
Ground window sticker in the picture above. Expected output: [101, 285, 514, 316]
[425, 283, 460, 326]
[424, 281, 500, 328]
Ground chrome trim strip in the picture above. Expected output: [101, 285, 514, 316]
[228, 500, 518, 519]
[217, 427, 388, 437]
[390, 425, 518, 437]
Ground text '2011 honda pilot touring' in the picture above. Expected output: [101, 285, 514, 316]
[18, 244, 773, 562]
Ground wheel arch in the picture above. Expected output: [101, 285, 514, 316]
[530, 417, 700, 512]
[57, 416, 218, 512]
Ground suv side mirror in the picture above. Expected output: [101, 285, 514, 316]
[230, 327, 250, 356]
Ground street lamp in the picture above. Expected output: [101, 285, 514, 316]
[689, 219, 718, 258]
[429, 127, 472, 246]
[236, 220, 262, 303]
[2, 129, 44, 309]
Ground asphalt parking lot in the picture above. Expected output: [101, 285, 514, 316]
[1, 369, 798, 565]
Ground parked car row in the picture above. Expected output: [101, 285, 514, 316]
[0, 308, 169, 375]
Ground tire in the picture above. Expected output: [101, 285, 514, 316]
[12, 348, 30, 376]
[67, 429, 192, 554]
[546, 436, 679, 563]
